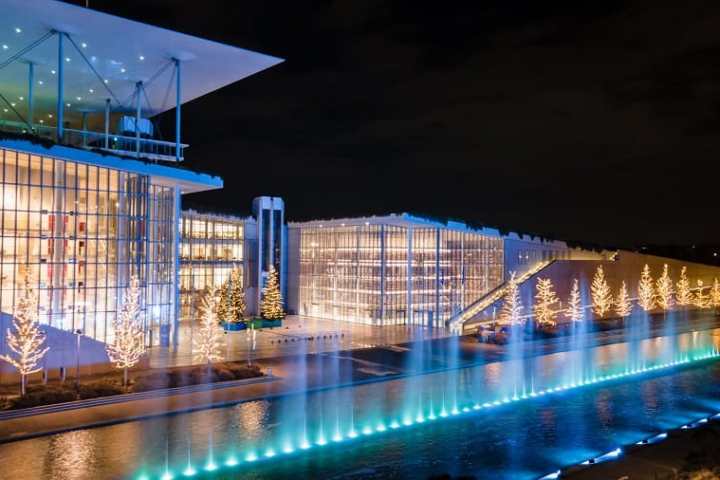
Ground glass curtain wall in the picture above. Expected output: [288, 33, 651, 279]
[179, 212, 244, 320]
[296, 224, 503, 327]
[0, 147, 176, 345]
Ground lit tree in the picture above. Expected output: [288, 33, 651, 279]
[217, 268, 245, 324]
[229, 268, 246, 321]
[710, 278, 720, 310]
[637, 264, 655, 312]
[261, 266, 285, 320]
[564, 278, 583, 323]
[499, 272, 524, 326]
[591, 265, 613, 318]
[194, 287, 223, 365]
[694, 280, 709, 309]
[676, 266, 693, 306]
[0, 275, 49, 395]
[534, 277, 559, 326]
[655, 264, 674, 311]
[106, 275, 146, 388]
[615, 281, 633, 318]
[217, 280, 230, 323]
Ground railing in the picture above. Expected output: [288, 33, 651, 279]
[0, 120, 187, 163]
[448, 260, 555, 333]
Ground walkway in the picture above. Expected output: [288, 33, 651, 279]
[1, 311, 719, 444]
[150, 315, 450, 368]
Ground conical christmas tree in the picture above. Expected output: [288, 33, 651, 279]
[261, 266, 285, 320]
[500, 272, 523, 326]
[229, 268, 246, 321]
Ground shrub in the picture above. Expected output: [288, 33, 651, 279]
[10, 385, 77, 409]
[132, 372, 171, 392]
[78, 381, 124, 399]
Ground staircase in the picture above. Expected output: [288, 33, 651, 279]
[447, 260, 555, 334]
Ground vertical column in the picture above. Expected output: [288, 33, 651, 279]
[407, 227, 413, 326]
[172, 186, 181, 349]
[174, 58, 182, 161]
[435, 228, 440, 327]
[56, 32, 64, 142]
[135, 81, 142, 157]
[379, 225, 385, 324]
[104, 98, 110, 149]
[27, 62, 34, 129]
[81, 112, 88, 147]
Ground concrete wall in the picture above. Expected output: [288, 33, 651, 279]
[503, 234, 605, 280]
[476, 250, 720, 324]
[0, 313, 118, 384]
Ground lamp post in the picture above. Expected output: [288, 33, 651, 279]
[74, 329, 83, 390]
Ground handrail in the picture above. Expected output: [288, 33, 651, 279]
[448, 260, 555, 332]
[0, 120, 187, 162]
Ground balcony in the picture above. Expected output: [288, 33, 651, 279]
[0, 119, 186, 163]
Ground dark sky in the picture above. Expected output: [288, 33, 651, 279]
[71, 0, 720, 248]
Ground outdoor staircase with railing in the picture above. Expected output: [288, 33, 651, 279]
[448, 260, 556, 333]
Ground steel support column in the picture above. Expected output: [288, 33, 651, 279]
[134, 81, 142, 157]
[174, 58, 182, 161]
[27, 62, 34, 129]
[56, 32, 64, 142]
[104, 98, 110, 148]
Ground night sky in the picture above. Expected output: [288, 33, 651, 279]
[70, 1, 720, 248]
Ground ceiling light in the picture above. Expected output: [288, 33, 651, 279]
[103, 79, 109, 84]
[2, 108, 8, 113]
[90, 55, 97, 62]
[48, 114, 53, 118]
[10, 102, 15, 107]
[37, 80, 43, 85]
[14, 27, 22, 34]
[66, 103, 71, 108]
[89, 88, 94, 93]
[18, 96, 23, 100]
[65, 57, 71, 62]
[2, 44, 8, 50]
[120, 68, 126, 73]
[39, 119, 44, 124]
[51, 69, 56, 75]
[76, 96, 82, 101]
[138, 55, 145, 61]
[81, 42, 87, 48]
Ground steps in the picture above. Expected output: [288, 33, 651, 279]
[448, 260, 555, 333]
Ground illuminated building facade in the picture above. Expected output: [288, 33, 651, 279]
[0, 0, 281, 348]
[179, 210, 256, 319]
[287, 215, 507, 327]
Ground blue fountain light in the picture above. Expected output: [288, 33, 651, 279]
[182, 465, 196, 477]
[142, 348, 720, 480]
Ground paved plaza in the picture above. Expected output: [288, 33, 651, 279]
[149, 315, 451, 368]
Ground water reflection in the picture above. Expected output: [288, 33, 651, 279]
[0, 329, 718, 479]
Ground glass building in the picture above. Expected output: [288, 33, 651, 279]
[0, 144, 216, 346]
[287, 215, 505, 327]
[0, 1, 282, 350]
[179, 210, 255, 319]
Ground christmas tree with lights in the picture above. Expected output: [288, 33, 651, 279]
[615, 281, 633, 318]
[0, 275, 49, 395]
[261, 266, 285, 320]
[534, 277, 559, 326]
[565, 278, 584, 323]
[106, 275, 146, 387]
[655, 264, 674, 311]
[500, 272, 524, 326]
[637, 264, 655, 311]
[591, 265, 613, 318]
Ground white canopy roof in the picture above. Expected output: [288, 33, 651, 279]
[0, 0, 283, 127]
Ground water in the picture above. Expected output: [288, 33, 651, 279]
[0, 328, 718, 479]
